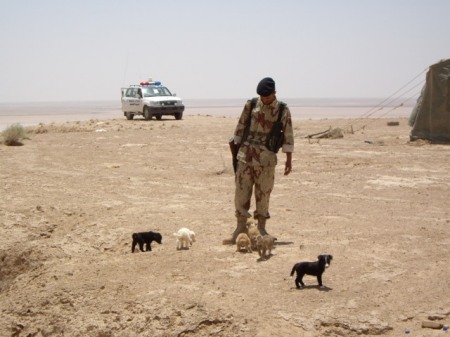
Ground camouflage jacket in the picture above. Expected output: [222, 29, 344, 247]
[233, 98, 294, 167]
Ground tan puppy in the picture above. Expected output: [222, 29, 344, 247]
[247, 222, 260, 251]
[236, 233, 252, 253]
[256, 234, 276, 259]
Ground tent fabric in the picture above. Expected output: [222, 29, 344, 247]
[409, 59, 450, 143]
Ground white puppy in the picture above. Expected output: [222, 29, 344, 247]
[173, 227, 196, 250]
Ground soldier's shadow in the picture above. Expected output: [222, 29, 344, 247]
[255, 241, 294, 262]
[274, 241, 294, 246]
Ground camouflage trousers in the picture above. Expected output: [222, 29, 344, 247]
[234, 162, 275, 220]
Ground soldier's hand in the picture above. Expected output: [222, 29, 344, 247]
[284, 161, 292, 175]
[284, 152, 292, 176]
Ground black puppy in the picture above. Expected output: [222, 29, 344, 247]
[131, 231, 162, 253]
[290, 254, 333, 288]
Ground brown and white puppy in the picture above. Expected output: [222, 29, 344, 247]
[236, 233, 252, 253]
[256, 234, 276, 259]
[247, 222, 260, 251]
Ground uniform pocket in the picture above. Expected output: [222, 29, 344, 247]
[259, 148, 277, 166]
[237, 143, 249, 163]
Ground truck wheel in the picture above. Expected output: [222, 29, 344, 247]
[155, 114, 162, 120]
[144, 107, 152, 120]
[175, 112, 183, 120]
[125, 112, 134, 120]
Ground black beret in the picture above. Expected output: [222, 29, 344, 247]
[256, 77, 275, 96]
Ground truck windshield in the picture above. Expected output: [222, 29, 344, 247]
[142, 86, 172, 97]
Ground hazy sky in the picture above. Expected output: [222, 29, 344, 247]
[1, 0, 449, 102]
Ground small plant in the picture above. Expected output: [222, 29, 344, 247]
[1, 123, 28, 146]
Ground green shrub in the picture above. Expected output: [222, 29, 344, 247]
[1, 123, 28, 146]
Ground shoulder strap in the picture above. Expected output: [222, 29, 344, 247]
[249, 97, 257, 120]
[242, 97, 258, 142]
[277, 101, 286, 123]
[245, 97, 258, 127]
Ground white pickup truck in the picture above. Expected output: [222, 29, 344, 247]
[121, 80, 185, 120]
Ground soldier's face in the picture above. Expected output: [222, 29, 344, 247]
[260, 92, 276, 105]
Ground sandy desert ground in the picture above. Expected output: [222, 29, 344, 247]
[1, 114, 449, 337]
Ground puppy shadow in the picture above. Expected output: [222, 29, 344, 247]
[256, 253, 274, 262]
[177, 247, 191, 251]
[296, 285, 333, 292]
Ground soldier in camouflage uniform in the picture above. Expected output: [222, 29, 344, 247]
[223, 77, 294, 245]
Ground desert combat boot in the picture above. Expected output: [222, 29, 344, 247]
[222, 216, 248, 245]
[257, 216, 276, 239]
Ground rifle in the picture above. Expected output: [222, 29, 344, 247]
[229, 137, 240, 173]
[229, 98, 257, 173]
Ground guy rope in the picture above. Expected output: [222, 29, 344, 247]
[306, 67, 428, 139]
